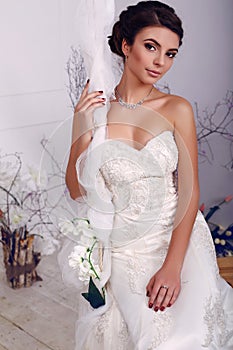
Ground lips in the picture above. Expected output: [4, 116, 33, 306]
[146, 69, 161, 77]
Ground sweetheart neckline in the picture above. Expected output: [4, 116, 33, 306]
[105, 129, 174, 152]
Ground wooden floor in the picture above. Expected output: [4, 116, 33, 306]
[0, 248, 78, 350]
[1, 248, 232, 350]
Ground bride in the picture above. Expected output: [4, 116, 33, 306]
[62, 1, 233, 349]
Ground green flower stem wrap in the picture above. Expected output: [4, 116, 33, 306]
[82, 277, 105, 309]
[82, 236, 105, 309]
[87, 238, 100, 280]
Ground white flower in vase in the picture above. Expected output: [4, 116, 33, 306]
[0, 159, 20, 189]
[21, 165, 48, 192]
[9, 207, 28, 230]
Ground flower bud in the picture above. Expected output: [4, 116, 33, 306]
[199, 203, 205, 212]
[224, 195, 233, 203]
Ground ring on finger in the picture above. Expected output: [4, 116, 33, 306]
[161, 285, 169, 290]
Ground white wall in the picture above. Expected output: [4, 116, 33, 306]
[0, 0, 77, 161]
[0, 0, 232, 226]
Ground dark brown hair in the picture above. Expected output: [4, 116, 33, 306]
[108, 1, 184, 58]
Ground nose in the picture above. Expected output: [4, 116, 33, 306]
[153, 52, 165, 67]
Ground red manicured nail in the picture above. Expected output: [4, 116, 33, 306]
[146, 291, 150, 297]
[160, 306, 165, 311]
[87, 79, 90, 83]
[167, 303, 171, 307]
[149, 303, 153, 308]
[98, 90, 103, 93]
[154, 307, 159, 312]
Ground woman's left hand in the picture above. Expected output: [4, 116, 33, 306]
[146, 265, 181, 311]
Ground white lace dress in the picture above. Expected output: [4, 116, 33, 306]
[72, 129, 233, 349]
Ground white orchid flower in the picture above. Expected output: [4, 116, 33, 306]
[59, 219, 76, 235]
[68, 245, 87, 269]
[73, 218, 89, 229]
[59, 218, 91, 237]
[79, 228, 96, 245]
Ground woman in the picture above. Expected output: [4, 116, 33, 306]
[64, 1, 233, 349]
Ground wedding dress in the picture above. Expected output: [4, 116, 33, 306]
[61, 1, 233, 348]
[62, 103, 233, 350]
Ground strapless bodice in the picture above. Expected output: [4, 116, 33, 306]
[99, 130, 179, 243]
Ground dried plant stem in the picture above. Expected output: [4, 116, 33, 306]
[1, 227, 42, 289]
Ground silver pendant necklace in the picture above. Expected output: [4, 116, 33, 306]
[115, 86, 153, 110]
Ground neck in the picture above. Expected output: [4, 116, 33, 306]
[116, 73, 154, 104]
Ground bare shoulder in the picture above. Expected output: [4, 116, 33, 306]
[163, 94, 197, 143]
[149, 91, 194, 128]
[164, 94, 194, 124]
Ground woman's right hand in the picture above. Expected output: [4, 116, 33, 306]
[66, 80, 105, 200]
[74, 79, 106, 114]
[72, 80, 106, 142]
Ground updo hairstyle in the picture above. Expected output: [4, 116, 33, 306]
[108, 1, 184, 59]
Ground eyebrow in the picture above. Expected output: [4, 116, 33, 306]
[143, 38, 179, 52]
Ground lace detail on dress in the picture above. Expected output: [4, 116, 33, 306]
[146, 133, 178, 174]
[93, 302, 130, 349]
[100, 156, 151, 216]
[94, 308, 112, 344]
[191, 211, 219, 278]
[118, 317, 130, 350]
[147, 312, 173, 349]
[202, 295, 233, 347]
[127, 255, 148, 294]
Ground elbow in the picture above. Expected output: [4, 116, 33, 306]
[66, 184, 82, 201]
[70, 192, 80, 201]
[65, 174, 81, 201]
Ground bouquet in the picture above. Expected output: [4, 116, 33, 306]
[59, 217, 105, 309]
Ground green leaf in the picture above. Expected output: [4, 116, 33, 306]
[81, 292, 89, 302]
[81, 277, 105, 309]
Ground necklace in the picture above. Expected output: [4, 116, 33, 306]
[115, 86, 153, 110]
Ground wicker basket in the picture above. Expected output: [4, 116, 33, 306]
[1, 226, 42, 288]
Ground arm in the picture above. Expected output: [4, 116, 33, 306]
[164, 99, 200, 271]
[66, 81, 106, 200]
[146, 98, 200, 311]
[65, 129, 92, 200]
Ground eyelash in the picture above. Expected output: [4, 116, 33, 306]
[166, 52, 177, 58]
[144, 43, 177, 58]
[144, 43, 156, 51]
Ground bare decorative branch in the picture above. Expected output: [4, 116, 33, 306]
[195, 90, 233, 169]
[66, 46, 87, 110]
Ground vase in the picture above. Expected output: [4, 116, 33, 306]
[217, 256, 233, 287]
[1, 226, 42, 288]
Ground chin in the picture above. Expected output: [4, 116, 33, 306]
[146, 77, 161, 85]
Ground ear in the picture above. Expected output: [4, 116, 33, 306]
[122, 38, 130, 57]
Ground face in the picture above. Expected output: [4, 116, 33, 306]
[122, 26, 180, 84]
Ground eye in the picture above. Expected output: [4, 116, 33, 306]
[166, 51, 177, 58]
[144, 43, 156, 51]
